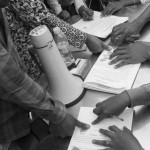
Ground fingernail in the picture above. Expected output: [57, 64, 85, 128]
[86, 124, 90, 128]
[114, 66, 117, 69]
[92, 140, 96, 143]
[99, 129, 102, 132]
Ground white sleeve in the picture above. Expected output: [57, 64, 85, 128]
[74, 0, 86, 13]
[140, 0, 150, 4]
[46, 0, 62, 15]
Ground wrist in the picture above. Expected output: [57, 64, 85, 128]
[121, 0, 134, 7]
[132, 19, 144, 32]
[121, 91, 131, 107]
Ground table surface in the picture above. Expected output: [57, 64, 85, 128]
[67, 4, 150, 150]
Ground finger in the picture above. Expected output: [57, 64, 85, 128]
[114, 59, 131, 68]
[130, 34, 140, 38]
[104, 6, 114, 16]
[126, 37, 136, 43]
[93, 106, 103, 115]
[123, 126, 132, 134]
[76, 120, 90, 130]
[92, 113, 108, 125]
[126, 34, 140, 43]
[96, 102, 103, 107]
[102, 42, 109, 50]
[115, 35, 127, 46]
[112, 23, 124, 32]
[109, 49, 127, 59]
[109, 125, 121, 133]
[87, 16, 93, 21]
[83, 11, 89, 21]
[107, 7, 118, 16]
[109, 55, 129, 65]
[100, 128, 115, 139]
[102, 7, 109, 16]
[86, 8, 94, 16]
[92, 140, 113, 147]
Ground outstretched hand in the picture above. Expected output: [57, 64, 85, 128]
[109, 41, 150, 68]
[86, 34, 109, 53]
[49, 113, 90, 138]
[92, 126, 143, 150]
[92, 91, 130, 124]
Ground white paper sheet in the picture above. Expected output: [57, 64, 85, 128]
[68, 107, 134, 150]
[72, 11, 128, 38]
[83, 47, 141, 94]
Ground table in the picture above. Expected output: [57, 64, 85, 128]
[69, 3, 150, 150]
[39, 4, 150, 150]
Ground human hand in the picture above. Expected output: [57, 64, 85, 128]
[78, 6, 94, 21]
[92, 126, 143, 150]
[111, 21, 141, 46]
[66, 15, 81, 24]
[86, 34, 109, 53]
[49, 113, 90, 138]
[57, 10, 70, 21]
[92, 91, 130, 124]
[102, 1, 125, 16]
[109, 41, 150, 68]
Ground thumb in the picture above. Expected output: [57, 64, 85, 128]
[86, 8, 94, 16]
[76, 119, 90, 130]
[101, 42, 109, 51]
[123, 126, 132, 134]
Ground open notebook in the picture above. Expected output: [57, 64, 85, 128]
[72, 11, 128, 38]
[68, 107, 134, 150]
[83, 47, 141, 94]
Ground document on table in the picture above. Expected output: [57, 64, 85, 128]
[83, 47, 141, 94]
[67, 107, 134, 150]
[72, 11, 128, 38]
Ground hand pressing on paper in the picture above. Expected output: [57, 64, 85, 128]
[92, 91, 130, 124]
[109, 41, 150, 68]
[49, 113, 90, 138]
[92, 126, 143, 150]
[86, 34, 109, 53]
[78, 6, 94, 21]
[111, 21, 141, 46]
[102, 1, 125, 16]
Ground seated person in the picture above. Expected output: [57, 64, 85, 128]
[45, 0, 94, 23]
[5, 0, 107, 88]
[92, 82, 150, 150]
[110, 1, 150, 46]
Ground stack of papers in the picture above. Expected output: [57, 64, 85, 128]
[68, 107, 134, 150]
[83, 47, 141, 94]
[72, 11, 128, 38]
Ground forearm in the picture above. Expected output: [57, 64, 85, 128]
[126, 83, 150, 107]
[9, 0, 87, 48]
[133, 5, 150, 30]
[0, 45, 66, 124]
[121, 0, 141, 7]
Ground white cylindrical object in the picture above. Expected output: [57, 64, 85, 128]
[29, 25, 84, 105]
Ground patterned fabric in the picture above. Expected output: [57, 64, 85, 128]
[5, 0, 87, 82]
[0, 13, 66, 143]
